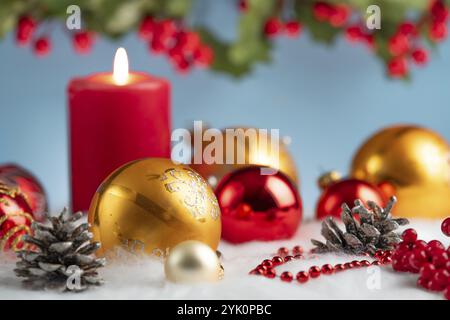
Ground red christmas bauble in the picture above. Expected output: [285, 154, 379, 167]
[442, 217, 450, 237]
[316, 178, 386, 220]
[215, 166, 302, 244]
[0, 164, 47, 221]
[0, 183, 33, 251]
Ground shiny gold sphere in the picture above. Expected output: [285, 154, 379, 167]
[190, 127, 298, 187]
[351, 125, 450, 219]
[88, 158, 221, 256]
[164, 240, 222, 283]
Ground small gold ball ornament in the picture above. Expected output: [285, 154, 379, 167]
[164, 240, 223, 283]
[88, 158, 221, 256]
[351, 125, 450, 219]
[191, 127, 298, 187]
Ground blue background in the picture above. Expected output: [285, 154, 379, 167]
[1, 1, 449, 217]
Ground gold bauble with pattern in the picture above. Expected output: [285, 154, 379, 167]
[190, 127, 298, 187]
[351, 125, 450, 219]
[88, 158, 221, 256]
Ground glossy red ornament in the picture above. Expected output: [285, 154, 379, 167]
[442, 217, 450, 237]
[0, 183, 33, 251]
[0, 164, 47, 221]
[316, 178, 386, 220]
[215, 166, 302, 243]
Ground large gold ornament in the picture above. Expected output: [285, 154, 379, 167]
[88, 158, 221, 256]
[351, 125, 450, 219]
[164, 240, 223, 283]
[190, 127, 298, 187]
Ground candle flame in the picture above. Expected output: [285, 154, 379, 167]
[113, 47, 129, 85]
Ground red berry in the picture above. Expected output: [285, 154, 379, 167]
[296, 271, 309, 283]
[280, 271, 293, 282]
[388, 33, 410, 56]
[433, 269, 450, 286]
[329, 5, 350, 27]
[174, 56, 191, 74]
[387, 57, 408, 78]
[427, 240, 445, 252]
[442, 217, 450, 237]
[33, 37, 51, 56]
[413, 240, 428, 250]
[402, 229, 418, 244]
[345, 25, 363, 42]
[410, 248, 428, 270]
[420, 263, 437, 279]
[398, 22, 418, 36]
[430, 0, 449, 23]
[428, 279, 446, 291]
[411, 48, 428, 65]
[429, 21, 448, 41]
[193, 45, 214, 67]
[264, 18, 282, 37]
[309, 266, 321, 278]
[177, 31, 201, 53]
[16, 16, 36, 46]
[321, 264, 334, 274]
[73, 31, 94, 54]
[313, 2, 333, 21]
[159, 19, 178, 38]
[417, 276, 430, 289]
[432, 252, 449, 268]
[138, 16, 155, 40]
[150, 36, 166, 54]
[284, 21, 302, 37]
[445, 286, 450, 300]
[238, 0, 248, 12]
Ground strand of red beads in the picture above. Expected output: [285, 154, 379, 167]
[249, 245, 393, 284]
[250, 217, 450, 300]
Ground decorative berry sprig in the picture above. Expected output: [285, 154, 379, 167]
[391, 217, 450, 300]
[137, 16, 213, 73]
[3, 0, 449, 78]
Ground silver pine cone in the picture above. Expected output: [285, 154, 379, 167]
[14, 208, 106, 292]
[311, 196, 409, 255]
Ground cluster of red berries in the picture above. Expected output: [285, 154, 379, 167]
[263, 18, 302, 38]
[138, 16, 213, 73]
[15, 16, 95, 57]
[249, 245, 392, 284]
[345, 25, 375, 49]
[238, 0, 301, 38]
[429, 0, 449, 42]
[386, 22, 428, 78]
[391, 217, 450, 300]
[313, 2, 350, 27]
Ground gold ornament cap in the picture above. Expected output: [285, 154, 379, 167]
[317, 171, 342, 190]
[164, 240, 222, 283]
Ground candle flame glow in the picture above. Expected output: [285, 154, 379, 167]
[113, 47, 129, 85]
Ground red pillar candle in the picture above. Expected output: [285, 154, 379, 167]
[68, 48, 171, 212]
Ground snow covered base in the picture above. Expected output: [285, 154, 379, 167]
[0, 218, 447, 300]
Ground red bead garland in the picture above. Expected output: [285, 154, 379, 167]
[249, 245, 392, 286]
